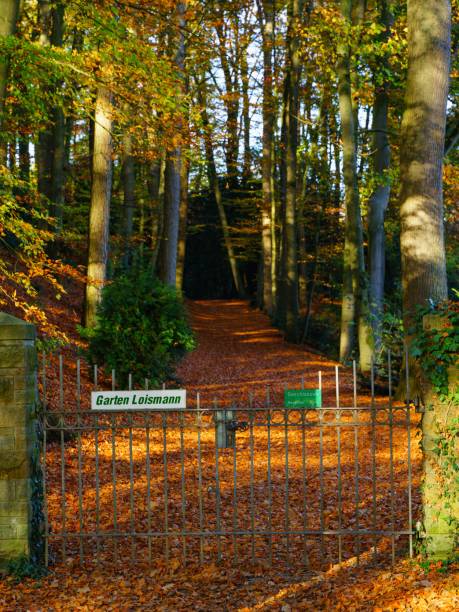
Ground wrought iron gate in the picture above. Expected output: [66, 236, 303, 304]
[40, 355, 415, 571]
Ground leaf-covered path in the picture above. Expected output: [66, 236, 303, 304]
[0, 300, 457, 611]
[178, 300, 340, 403]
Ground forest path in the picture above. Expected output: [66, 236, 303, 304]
[1, 303, 456, 611]
[178, 299, 356, 406]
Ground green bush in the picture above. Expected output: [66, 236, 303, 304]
[80, 270, 195, 387]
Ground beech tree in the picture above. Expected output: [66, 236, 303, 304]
[0, 0, 20, 164]
[84, 84, 113, 328]
[399, 0, 455, 559]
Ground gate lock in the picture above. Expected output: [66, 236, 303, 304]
[215, 409, 248, 448]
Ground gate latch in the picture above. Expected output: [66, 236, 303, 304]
[227, 420, 248, 432]
[215, 409, 246, 448]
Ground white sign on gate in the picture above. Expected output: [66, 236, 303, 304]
[91, 389, 186, 410]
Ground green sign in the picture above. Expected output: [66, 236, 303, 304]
[284, 388, 322, 408]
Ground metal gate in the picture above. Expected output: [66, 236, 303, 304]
[40, 355, 415, 571]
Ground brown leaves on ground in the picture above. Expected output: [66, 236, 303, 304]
[0, 299, 457, 610]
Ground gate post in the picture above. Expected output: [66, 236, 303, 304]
[0, 312, 40, 570]
[421, 314, 459, 560]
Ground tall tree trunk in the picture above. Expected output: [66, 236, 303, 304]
[0, 0, 20, 166]
[176, 154, 189, 291]
[36, 0, 53, 200]
[337, 0, 373, 371]
[257, 0, 275, 315]
[148, 157, 163, 271]
[18, 135, 29, 181]
[49, 1, 65, 233]
[399, 0, 453, 559]
[281, 0, 303, 342]
[122, 131, 135, 268]
[159, 0, 186, 287]
[84, 86, 113, 328]
[241, 40, 251, 182]
[368, 0, 393, 353]
[161, 151, 181, 286]
[215, 5, 240, 188]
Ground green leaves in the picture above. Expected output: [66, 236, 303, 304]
[80, 268, 196, 387]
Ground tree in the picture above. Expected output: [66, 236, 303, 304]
[0, 0, 20, 165]
[399, 0, 454, 560]
[337, 0, 373, 372]
[84, 84, 113, 328]
[257, 0, 275, 316]
[159, 0, 186, 287]
[367, 0, 393, 353]
[277, 0, 304, 341]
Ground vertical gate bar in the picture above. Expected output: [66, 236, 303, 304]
[112, 369, 115, 391]
[111, 413, 118, 561]
[319, 363, 324, 561]
[77, 358, 81, 410]
[301, 408, 308, 565]
[371, 358, 377, 560]
[94, 365, 100, 562]
[59, 353, 64, 410]
[76, 411, 84, 563]
[180, 409, 187, 564]
[60, 416, 67, 563]
[336, 366, 342, 564]
[267, 388, 273, 566]
[129, 373, 132, 391]
[352, 360, 360, 565]
[94, 413, 101, 562]
[43, 420, 49, 567]
[162, 411, 170, 562]
[42, 353, 47, 407]
[405, 346, 413, 557]
[145, 414, 152, 565]
[197, 393, 204, 563]
[319, 405, 325, 563]
[249, 407, 255, 563]
[214, 399, 222, 562]
[301, 374, 304, 389]
[128, 413, 136, 563]
[284, 406, 290, 566]
[232, 403, 239, 564]
[388, 350, 395, 565]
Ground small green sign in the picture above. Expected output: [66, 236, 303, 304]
[284, 388, 322, 408]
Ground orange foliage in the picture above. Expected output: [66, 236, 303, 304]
[0, 298, 457, 610]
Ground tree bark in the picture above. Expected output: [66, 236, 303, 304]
[368, 0, 393, 354]
[148, 155, 165, 271]
[0, 0, 20, 166]
[176, 154, 189, 291]
[122, 131, 136, 269]
[257, 0, 275, 315]
[49, 1, 65, 233]
[399, 0, 452, 559]
[215, 4, 240, 188]
[241, 37, 251, 182]
[282, 0, 303, 342]
[337, 0, 373, 371]
[159, 0, 186, 287]
[84, 85, 113, 328]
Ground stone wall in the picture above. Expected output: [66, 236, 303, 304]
[0, 313, 37, 570]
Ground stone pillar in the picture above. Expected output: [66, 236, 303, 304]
[421, 314, 459, 560]
[0, 313, 38, 570]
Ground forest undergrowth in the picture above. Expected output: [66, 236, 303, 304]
[0, 284, 457, 611]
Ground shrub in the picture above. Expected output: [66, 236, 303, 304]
[80, 270, 195, 387]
